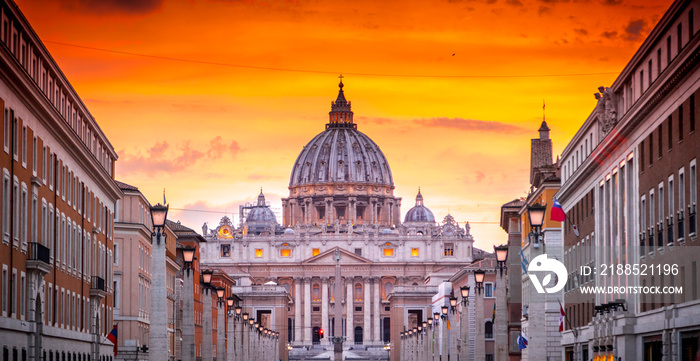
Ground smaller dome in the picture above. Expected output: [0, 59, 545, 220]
[404, 188, 435, 223]
[246, 206, 277, 223]
[284, 228, 295, 235]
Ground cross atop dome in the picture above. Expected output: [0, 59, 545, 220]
[327, 76, 356, 129]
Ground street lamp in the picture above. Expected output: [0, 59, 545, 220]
[150, 203, 169, 244]
[494, 244, 509, 276]
[243, 312, 249, 321]
[427, 318, 433, 328]
[182, 246, 196, 276]
[441, 305, 449, 319]
[422, 321, 428, 330]
[433, 312, 440, 323]
[235, 305, 242, 320]
[202, 270, 213, 288]
[216, 287, 225, 304]
[527, 203, 547, 247]
[461, 286, 470, 305]
[450, 296, 458, 313]
[474, 269, 486, 294]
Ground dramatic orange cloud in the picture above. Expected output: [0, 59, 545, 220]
[14, 0, 671, 249]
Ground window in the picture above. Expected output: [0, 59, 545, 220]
[444, 243, 454, 257]
[667, 36, 672, 65]
[648, 60, 652, 84]
[355, 283, 362, 301]
[220, 244, 230, 257]
[382, 248, 394, 257]
[640, 139, 645, 171]
[690, 9, 695, 37]
[669, 176, 674, 245]
[485, 321, 493, 339]
[21, 126, 26, 167]
[668, 116, 673, 150]
[312, 248, 320, 257]
[280, 249, 291, 257]
[411, 248, 419, 257]
[640, 70, 644, 92]
[658, 125, 663, 158]
[11, 269, 16, 316]
[691, 94, 696, 133]
[649, 134, 653, 165]
[32, 137, 36, 174]
[113, 244, 119, 265]
[20, 185, 27, 251]
[3, 171, 10, 244]
[312, 284, 320, 301]
[691, 160, 697, 235]
[1, 266, 6, 316]
[680, 105, 684, 142]
[3, 109, 8, 153]
[255, 249, 263, 258]
[657, 48, 662, 75]
[678, 23, 683, 53]
[484, 283, 493, 298]
[354, 248, 362, 256]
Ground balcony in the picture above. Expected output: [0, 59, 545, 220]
[27, 242, 52, 274]
[90, 276, 107, 299]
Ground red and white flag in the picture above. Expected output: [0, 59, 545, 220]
[559, 305, 566, 332]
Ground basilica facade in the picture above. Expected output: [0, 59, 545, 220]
[199, 81, 478, 352]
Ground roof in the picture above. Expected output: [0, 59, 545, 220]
[502, 198, 525, 208]
[115, 180, 139, 191]
[166, 220, 205, 241]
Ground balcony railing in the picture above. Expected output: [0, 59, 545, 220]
[27, 242, 52, 273]
[28, 242, 50, 264]
[91, 276, 105, 291]
[677, 211, 684, 242]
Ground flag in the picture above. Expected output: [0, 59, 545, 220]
[559, 304, 566, 332]
[107, 324, 118, 356]
[572, 224, 580, 237]
[446, 319, 451, 330]
[492, 302, 496, 323]
[517, 331, 528, 350]
[551, 198, 566, 222]
[520, 248, 529, 274]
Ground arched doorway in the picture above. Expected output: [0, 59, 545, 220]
[354, 326, 363, 345]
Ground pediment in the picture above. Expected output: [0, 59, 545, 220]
[302, 247, 372, 265]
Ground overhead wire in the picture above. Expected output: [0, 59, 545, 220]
[44, 40, 619, 79]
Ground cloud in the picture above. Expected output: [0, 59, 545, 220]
[58, 0, 163, 14]
[506, 0, 524, 6]
[602, 0, 622, 5]
[475, 171, 486, 182]
[356, 116, 395, 125]
[624, 19, 647, 41]
[414, 117, 528, 133]
[601, 30, 618, 39]
[574, 28, 588, 36]
[118, 137, 241, 176]
[538, 6, 551, 15]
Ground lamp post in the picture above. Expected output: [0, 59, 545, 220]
[440, 305, 450, 361]
[527, 203, 547, 248]
[433, 312, 440, 361]
[181, 245, 196, 361]
[215, 287, 226, 361]
[241, 313, 249, 361]
[494, 244, 509, 361]
[460, 286, 470, 361]
[149, 203, 169, 361]
[423, 321, 429, 361]
[201, 270, 214, 361]
[474, 270, 486, 361]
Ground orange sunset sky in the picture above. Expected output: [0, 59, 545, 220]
[15, 0, 670, 250]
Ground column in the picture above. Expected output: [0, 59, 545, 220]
[441, 314, 448, 361]
[303, 277, 312, 344]
[182, 271, 196, 361]
[373, 277, 381, 343]
[363, 277, 371, 345]
[149, 233, 168, 361]
[217, 303, 226, 361]
[459, 298, 469, 361]
[321, 277, 330, 345]
[346, 278, 354, 344]
[475, 288, 485, 361]
[433, 322, 439, 361]
[242, 319, 249, 361]
[294, 278, 302, 344]
[495, 272, 508, 361]
[202, 289, 214, 361]
[226, 314, 235, 361]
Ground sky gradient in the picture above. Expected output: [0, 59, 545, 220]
[15, 0, 671, 250]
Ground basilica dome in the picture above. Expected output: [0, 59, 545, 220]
[404, 189, 435, 223]
[289, 81, 393, 188]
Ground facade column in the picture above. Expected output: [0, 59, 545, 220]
[235, 317, 243, 361]
[182, 272, 196, 361]
[475, 290, 485, 361]
[303, 277, 312, 344]
[321, 277, 330, 345]
[432, 321, 439, 361]
[202, 289, 214, 361]
[149, 233, 168, 361]
[363, 277, 371, 345]
[459, 298, 469, 361]
[373, 277, 381, 343]
[294, 278, 302, 344]
[217, 303, 226, 361]
[346, 278, 354, 344]
[441, 315, 448, 361]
